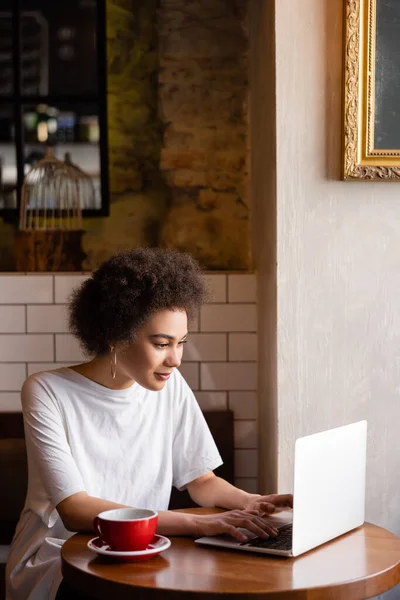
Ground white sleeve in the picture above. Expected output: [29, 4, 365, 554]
[21, 376, 86, 526]
[172, 378, 223, 491]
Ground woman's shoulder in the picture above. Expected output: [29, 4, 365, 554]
[22, 367, 71, 390]
[21, 367, 74, 411]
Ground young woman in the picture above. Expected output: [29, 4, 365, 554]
[6, 248, 292, 600]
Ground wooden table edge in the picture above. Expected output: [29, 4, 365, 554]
[61, 520, 400, 600]
[61, 560, 400, 600]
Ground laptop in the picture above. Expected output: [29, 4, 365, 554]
[195, 420, 367, 557]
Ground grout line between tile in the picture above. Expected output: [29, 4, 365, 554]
[0, 332, 54, 336]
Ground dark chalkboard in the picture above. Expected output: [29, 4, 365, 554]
[374, 0, 400, 150]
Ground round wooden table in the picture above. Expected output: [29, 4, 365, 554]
[61, 509, 400, 600]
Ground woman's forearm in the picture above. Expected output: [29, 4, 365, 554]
[187, 475, 258, 510]
[156, 510, 203, 536]
[57, 492, 205, 537]
[57, 492, 128, 532]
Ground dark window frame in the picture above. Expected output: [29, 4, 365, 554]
[0, 0, 109, 220]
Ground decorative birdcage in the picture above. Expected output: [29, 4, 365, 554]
[19, 146, 83, 231]
[64, 152, 96, 211]
[15, 147, 90, 271]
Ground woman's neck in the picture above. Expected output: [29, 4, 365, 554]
[69, 357, 135, 390]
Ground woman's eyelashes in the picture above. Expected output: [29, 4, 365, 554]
[155, 340, 187, 349]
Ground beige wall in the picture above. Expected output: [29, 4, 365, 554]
[252, 3, 400, 597]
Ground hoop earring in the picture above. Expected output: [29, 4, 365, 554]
[110, 345, 117, 380]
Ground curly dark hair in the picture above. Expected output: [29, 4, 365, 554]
[68, 248, 207, 356]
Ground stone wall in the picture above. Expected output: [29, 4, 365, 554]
[158, 0, 251, 269]
[82, 0, 168, 269]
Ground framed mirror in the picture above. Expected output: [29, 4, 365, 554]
[343, 0, 400, 180]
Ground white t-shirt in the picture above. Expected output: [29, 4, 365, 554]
[6, 367, 222, 600]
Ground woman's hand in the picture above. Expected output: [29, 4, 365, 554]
[243, 493, 293, 516]
[193, 509, 280, 542]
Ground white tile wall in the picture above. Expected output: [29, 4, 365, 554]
[184, 334, 227, 362]
[27, 305, 69, 333]
[229, 333, 257, 361]
[204, 274, 227, 303]
[179, 363, 199, 390]
[200, 304, 257, 332]
[234, 420, 258, 449]
[229, 392, 258, 419]
[0, 364, 26, 390]
[200, 362, 257, 391]
[54, 275, 89, 303]
[0, 275, 53, 304]
[55, 334, 86, 362]
[0, 273, 259, 492]
[228, 274, 256, 303]
[188, 311, 199, 333]
[0, 334, 54, 362]
[195, 391, 228, 411]
[0, 306, 26, 333]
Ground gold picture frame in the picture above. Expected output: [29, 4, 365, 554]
[343, 0, 400, 180]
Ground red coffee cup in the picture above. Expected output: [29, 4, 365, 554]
[93, 508, 158, 551]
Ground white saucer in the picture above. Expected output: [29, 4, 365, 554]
[87, 534, 171, 562]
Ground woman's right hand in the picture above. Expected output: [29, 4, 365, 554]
[193, 510, 279, 542]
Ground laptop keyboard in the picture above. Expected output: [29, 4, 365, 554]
[240, 523, 293, 551]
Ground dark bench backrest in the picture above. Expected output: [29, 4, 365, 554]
[0, 410, 234, 544]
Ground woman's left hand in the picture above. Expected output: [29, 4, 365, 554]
[243, 493, 293, 515]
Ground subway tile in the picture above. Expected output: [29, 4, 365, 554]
[179, 363, 199, 390]
[55, 334, 86, 362]
[234, 420, 258, 449]
[234, 478, 259, 494]
[54, 275, 89, 303]
[234, 449, 258, 478]
[228, 274, 257, 303]
[0, 392, 22, 412]
[28, 363, 71, 376]
[0, 335, 54, 362]
[195, 391, 227, 412]
[0, 306, 26, 333]
[0, 364, 26, 391]
[27, 305, 69, 333]
[188, 310, 199, 333]
[0, 276, 53, 304]
[183, 334, 227, 362]
[200, 304, 257, 332]
[200, 362, 257, 391]
[229, 392, 258, 420]
[229, 333, 258, 361]
[204, 274, 227, 303]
